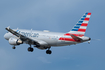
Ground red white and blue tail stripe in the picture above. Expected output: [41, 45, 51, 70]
[67, 12, 91, 36]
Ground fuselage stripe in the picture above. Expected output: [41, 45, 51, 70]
[59, 37, 76, 42]
[64, 33, 84, 37]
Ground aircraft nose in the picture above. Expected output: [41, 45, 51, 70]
[4, 33, 9, 40]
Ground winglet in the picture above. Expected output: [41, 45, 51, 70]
[5, 26, 10, 30]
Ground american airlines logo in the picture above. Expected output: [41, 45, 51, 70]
[16, 30, 39, 37]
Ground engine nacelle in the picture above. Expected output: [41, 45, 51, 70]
[9, 37, 23, 45]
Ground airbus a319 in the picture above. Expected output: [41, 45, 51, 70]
[4, 12, 91, 54]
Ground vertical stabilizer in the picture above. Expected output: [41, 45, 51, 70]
[67, 12, 91, 36]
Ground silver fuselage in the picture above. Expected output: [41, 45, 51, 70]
[4, 29, 88, 47]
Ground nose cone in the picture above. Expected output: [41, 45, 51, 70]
[4, 33, 9, 40]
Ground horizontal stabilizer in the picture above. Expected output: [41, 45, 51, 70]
[70, 34, 82, 42]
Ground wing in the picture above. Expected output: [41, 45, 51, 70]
[5, 26, 39, 45]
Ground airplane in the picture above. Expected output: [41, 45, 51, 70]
[4, 12, 91, 54]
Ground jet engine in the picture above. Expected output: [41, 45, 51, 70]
[9, 37, 23, 45]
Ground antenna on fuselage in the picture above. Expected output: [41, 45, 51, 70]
[31, 29, 32, 35]
[17, 28, 19, 30]
[16, 28, 20, 33]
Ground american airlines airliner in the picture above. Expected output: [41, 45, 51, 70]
[4, 12, 91, 54]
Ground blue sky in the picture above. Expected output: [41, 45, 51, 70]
[0, 0, 105, 70]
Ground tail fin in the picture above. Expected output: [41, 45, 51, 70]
[67, 12, 91, 36]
